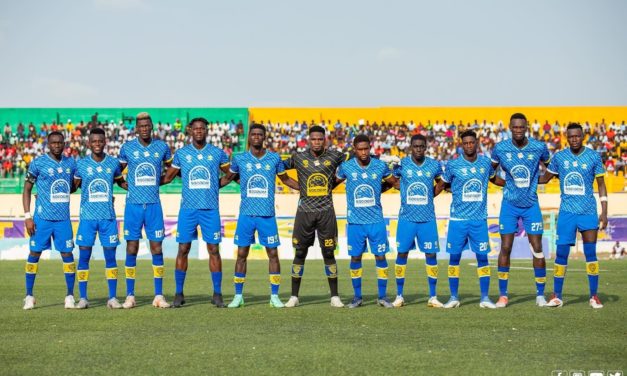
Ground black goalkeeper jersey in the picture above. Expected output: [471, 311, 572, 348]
[283, 149, 348, 213]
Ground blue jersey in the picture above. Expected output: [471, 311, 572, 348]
[547, 147, 605, 215]
[26, 154, 76, 221]
[119, 138, 172, 204]
[337, 157, 392, 225]
[172, 143, 230, 210]
[441, 155, 495, 220]
[491, 138, 550, 208]
[75, 155, 122, 220]
[393, 156, 442, 222]
[230, 151, 286, 217]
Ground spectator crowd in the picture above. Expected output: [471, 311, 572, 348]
[0, 117, 244, 178]
[0, 116, 626, 179]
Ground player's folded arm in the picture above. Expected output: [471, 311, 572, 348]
[538, 169, 557, 184]
[160, 165, 180, 186]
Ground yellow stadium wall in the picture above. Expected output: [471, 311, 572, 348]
[249, 107, 627, 126]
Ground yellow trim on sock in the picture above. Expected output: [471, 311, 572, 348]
[152, 265, 164, 278]
[233, 276, 246, 284]
[25, 262, 38, 274]
[554, 263, 566, 277]
[477, 266, 491, 278]
[498, 272, 509, 280]
[535, 277, 546, 284]
[448, 265, 460, 278]
[63, 262, 76, 273]
[426, 265, 438, 279]
[125, 266, 136, 279]
[269, 274, 281, 285]
[77, 270, 89, 282]
[291, 264, 303, 278]
[105, 268, 118, 280]
[586, 261, 599, 276]
[376, 267, 389, 279]
[350, 268, 363, 279]
[326, 264, 338, 278]
[395, 264, 406, 278]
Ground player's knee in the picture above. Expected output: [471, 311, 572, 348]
[207, 245, 221, 258]
[60, 251, 73, 258]
[321, 247, 336, 261]
[350, 255, 362, 263]
[266, 248, 279, 260]
[294, 248, 309, 261]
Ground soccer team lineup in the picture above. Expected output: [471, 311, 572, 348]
[22, 111, 609, 311]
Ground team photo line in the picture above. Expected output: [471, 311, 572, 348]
[20, 112, 608, 311]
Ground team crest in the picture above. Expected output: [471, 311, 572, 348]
[564, 161, 570, 168]
[517, 153, 523, 159]
[106, 168, 111, 173]
[371, 173, 377, 179]
[96, 166, 103, 173]
[208, 155, 213, 161]
[527, 154, 534, 160]
[265, 164, 271, 171]
[303, 160, 309, 167]
[144, 151, 150, 157]
[246, 163, 253, 171]
[470, 167, 476, 174]
[197, 154, 204, 160]
[582, 164, 587, 169]
[154, 152, 159, 157]
[48, 168, 54, 176]
[417, 171, 423, 177]
[506, 153, 512, 160]
[572, 161, 578, 167]
[323, 160, 331, 166]
[426, 172, 431, 177]
[407, 170, 413, 177]
[255, 163, 261, 169]
[186, 155, 193, 162]
[351, 172, 358, 180]
[480, 167, 485, 173]
[461, 168, 468, 175]
[57, 167, 63, 173]
[133, 151, 140, 158]
[87, 167, 93, 175]
[66, 168, 70, 173]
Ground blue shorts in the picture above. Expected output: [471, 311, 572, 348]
[396, 218, 440, 254]
[556, 211, 598, 246]
[234, 215, 280, 248]
[499, 200, 544, 235]
[347, 222, 389, 257]
[76, 219, 120, 248]
[177, 208, 222, 244]
[446, 219, 490, 255]
[123, 203, 165, 242]
[30, 217, 74, 253]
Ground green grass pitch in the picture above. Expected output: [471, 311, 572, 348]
[0, 258, 625, 375]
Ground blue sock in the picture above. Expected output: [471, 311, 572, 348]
[175, 269, 186, 295]
[152, 253, 164, 296]
[125, 254, 137, 296]
[375, 258, 389, 299]
[211, 272, 222, 295]
[234, 272, 245, 295]
[448, 253, 461, 299]
[583, 243, 599, 297]
[349, 261, 363, 299]
[425, 256, 438, 298]
[554, 244, 570, 299]
[498, 266, 510, 297]
[25, 254, 40, 296]
[62, 254, 76, 296]
[103, 248, 117, 300]
[395, 254, 408, 296]
[534, 267, 546, 297]
[77, 248, 92, 300]
[269, 273, 281, 295]
[476, 254, 490, 300]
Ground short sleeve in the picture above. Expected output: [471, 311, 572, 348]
[118, 144, 128, 163]
[490, 144, 500, 164]
[540, 144, 550, 163]
[276, 155, 286, 175]
[382, 161, 392, 179]
[163, 143, 172, 162]
[171, 151, 181, 169]
[594, 154, 605, 177]
[75, 162, 83, 180]
[547, 155, 559, 175]
[433, 162, 443, 179]
[27, 158, 39, 178]
[114, 161, 123, 178]
[283, 154, 295, 170]
[441, 163, 452, 183]
[230, 155, 240, 173]
[337, 162, 347, 179]
[488, 159, 496, 178]
[392, 160, 402, 178]
[219, 150, 230, 167]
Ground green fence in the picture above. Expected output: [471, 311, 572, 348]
[0, 108, 248, 131]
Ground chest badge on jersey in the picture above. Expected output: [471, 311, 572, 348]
[306, 173, 328, 197]
[407, 182, 428, 205]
